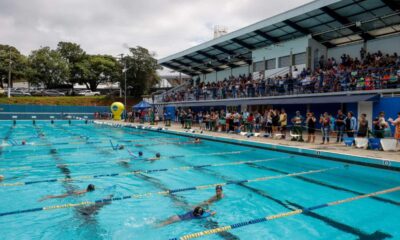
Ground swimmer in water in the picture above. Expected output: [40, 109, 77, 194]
[198, 185, 224, 207]
[148, 153, 161, 161]
[157, 206, 215, 227]
[194, 138, 201, 144]
[0, 175, 4, 182]
[38, 184, 95, 202]
[21, 140, 26, 145]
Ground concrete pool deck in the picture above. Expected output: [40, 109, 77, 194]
[104, 120, 400, 162]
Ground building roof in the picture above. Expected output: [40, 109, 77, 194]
[158, 0, 400, 76]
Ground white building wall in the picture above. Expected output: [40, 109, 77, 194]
[201, 65, 249, 83]
[309, 38, 327, 70]
[252, 36, 309, 62]
[232, 65, 250, 77]
[252, 37, 308, 78]
[327, 42, 363, 61]
[367, 35, 400, 55]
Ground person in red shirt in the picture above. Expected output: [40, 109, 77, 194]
[247, 113, 254, 133]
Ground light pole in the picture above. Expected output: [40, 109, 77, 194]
[123, 59, 127, 122]
[7, 48, 12, 98]
[119, 54, 128, 121]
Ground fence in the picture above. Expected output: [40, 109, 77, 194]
[0, 104, 110, 120]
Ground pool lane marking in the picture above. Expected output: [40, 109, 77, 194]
[0, 149, 254, 172]
[0, 156, 291, 187]
[0, 166, 341, 217]
[0, 137, 181, 148]
[171, 186, 400, 240]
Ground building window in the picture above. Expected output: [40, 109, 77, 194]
[253, 61, 265, 72]
[278, 56, 290, 68]
[294, 52, 306, 65]
[266, 58, 276, 70]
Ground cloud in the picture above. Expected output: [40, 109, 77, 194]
[0, 0, 313, 59]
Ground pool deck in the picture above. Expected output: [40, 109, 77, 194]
[103, 120, 400, 162]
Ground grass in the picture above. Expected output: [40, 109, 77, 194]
[0, 96, 140, 107]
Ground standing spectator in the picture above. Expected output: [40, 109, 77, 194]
[306, 112, 316, 143]
[255, 112, 262, 133]
[320, 112, 331, 144]
[346, 111, 357, 137]
[357, 113, 369, 137]
[205, 112, 211, 131]
[360, 47, 366, 60]
[373, 111, 388, 138]
[388, 112, 400, 142]
[272, 109, 280, 135]
[233, 111, 240, 132]
[265, 110, 273, 136]
[247, 113, 255, 133]
[335, 110, 346, 143]
[279, 109, 287, 139]
[291, 111, 304, 141]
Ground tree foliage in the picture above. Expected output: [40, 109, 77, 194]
[78, 55, 121, 91]
[0, 45, 27, 88]
[0, 42, 162, 94]
[123, 46, 162, 97]
[27, 47, 69, 88]
[57, 42, 86, 85]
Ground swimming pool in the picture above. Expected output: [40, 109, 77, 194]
[0, 120, 399, 240]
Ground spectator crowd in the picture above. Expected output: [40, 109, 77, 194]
[132, 107, 400, 144]
[162, 50, 400, 102]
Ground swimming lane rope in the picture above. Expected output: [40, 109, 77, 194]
[170, 185, 400, 240]
[0, 156, 291, 187]
[0, 165, 341, 217]
[0, 149, 254, 172]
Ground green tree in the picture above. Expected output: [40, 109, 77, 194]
[123, 46, 161, 97]
[79, 55, 121, 91]
[56, 42, 86, 85]
[27, 47, 69, 88]
[0, 45, 27, 88]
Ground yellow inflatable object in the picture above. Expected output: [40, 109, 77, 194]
[111, 102, 125, 120]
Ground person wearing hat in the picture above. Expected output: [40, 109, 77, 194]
[199, 185, 224, 207]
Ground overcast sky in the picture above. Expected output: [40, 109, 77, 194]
[0, 0, 313, 59]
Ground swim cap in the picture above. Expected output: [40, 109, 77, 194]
[156, 153, 161, 158]
[193, 206, 204, 217]
[138, 151, 143, 156]
[216, 185, 223, 191]
[87, 184, 95, 192]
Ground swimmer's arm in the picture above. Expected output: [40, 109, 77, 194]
[206, 210, 216, 216]
[38, 193, 69, 202]
[157, 215, 180, 227]
[73, 190, 87, 195]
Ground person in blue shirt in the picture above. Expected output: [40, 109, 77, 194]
[346, 111, 357, 137]
[157, 206, 216, 226]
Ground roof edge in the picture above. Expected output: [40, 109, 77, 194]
[158, 0, 341, 64]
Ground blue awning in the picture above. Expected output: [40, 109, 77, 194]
[133, 101, 152, 110]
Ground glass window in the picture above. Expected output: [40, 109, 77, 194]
[294, 52, 306, 65]
[278, 56, 290, 68]
[253, 61, 265, 72]
[266, 58, 276, 70]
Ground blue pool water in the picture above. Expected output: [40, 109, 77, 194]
[0, 120, 399, 240]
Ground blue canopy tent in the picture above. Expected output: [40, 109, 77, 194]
[132, 100, 152, 110]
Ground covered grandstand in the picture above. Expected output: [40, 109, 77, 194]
[155, 0, 400, 126]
